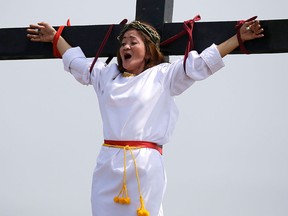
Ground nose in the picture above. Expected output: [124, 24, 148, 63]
[123, 44, 131, 50]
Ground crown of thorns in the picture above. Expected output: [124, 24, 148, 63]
[117, 21, 161, 47]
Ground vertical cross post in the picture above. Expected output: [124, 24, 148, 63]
[136, 0, 174, 34]
[136, 0, 174, 61]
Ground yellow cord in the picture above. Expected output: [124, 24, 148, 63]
[103, 143, 150, 216]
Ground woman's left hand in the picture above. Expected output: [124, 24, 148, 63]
[240, 20, 264, 42]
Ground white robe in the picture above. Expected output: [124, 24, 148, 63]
[62, 44, 224, 216]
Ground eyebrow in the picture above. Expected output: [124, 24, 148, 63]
[122, 35, 138, 40]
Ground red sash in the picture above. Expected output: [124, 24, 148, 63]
[104, 140, 163, 155]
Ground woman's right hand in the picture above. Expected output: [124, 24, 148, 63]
[27, 22, 56, 43]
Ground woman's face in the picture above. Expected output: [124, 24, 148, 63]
[119, 29, 148, 74]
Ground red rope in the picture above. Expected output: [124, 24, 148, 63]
[235, 16, 257, 54]
[89, 19, 128, 73]
[160, 15, 201, 71]
[53, 19, 71, 58]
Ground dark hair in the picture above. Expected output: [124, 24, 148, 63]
[117, 26, 166, 73]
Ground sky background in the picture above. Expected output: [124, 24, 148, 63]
[1, 0, 288, 216]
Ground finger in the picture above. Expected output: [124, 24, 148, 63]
[255, 33, 264, 39]
[27, 24, 42, 34]
[245, 20, 259, 30]
[29, 24, 41, 29]
[26, 34, 41, 41]
[253, 22, 264, 34]
[255, 28, 264, 35]
[251, 22, 260, 30]
[38, 22, 50, 29]
[246, 21, 264, 34]
[26, 29, 36, 35]
[26, 28, 40, 36]
[26, 28, 34, 33]
[30, 38, 42, 42]
[38, 21, 46, 26]
[253, 25, 264, 38]
[244, 20, 254, 29]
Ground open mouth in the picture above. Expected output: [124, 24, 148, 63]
[124, 53, 132, 60]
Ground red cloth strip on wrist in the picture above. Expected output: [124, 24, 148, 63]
[235, 16, 257, 54]
[104, 140, 163, 155]
[53, 19, 71, 58]
[160, 15, 201, 71]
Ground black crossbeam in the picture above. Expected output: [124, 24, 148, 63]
[0, 19, 287, 60]
[0, 0, 287, 60]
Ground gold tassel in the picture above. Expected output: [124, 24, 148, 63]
[114, 184, 131, 205]
[104, 144, 150, 215]
[137, 195, 150, 216]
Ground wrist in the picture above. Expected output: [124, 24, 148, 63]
[51, 31, 57, 43]
[236, 27, 249, 54]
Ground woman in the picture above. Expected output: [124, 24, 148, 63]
[27, 19, 264, 216]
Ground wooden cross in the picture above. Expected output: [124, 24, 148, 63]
[0, 0, 288, 60]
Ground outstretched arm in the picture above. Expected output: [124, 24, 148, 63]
[27, 22, 71, 56]
[217, 19, 264, 57]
